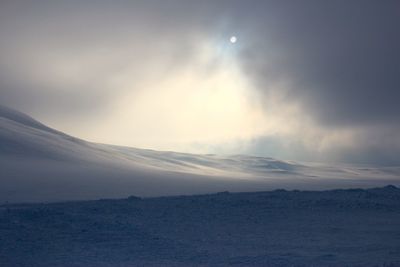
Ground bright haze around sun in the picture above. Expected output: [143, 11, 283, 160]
[0, 0, 399, 165]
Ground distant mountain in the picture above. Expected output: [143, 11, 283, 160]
[1, 105, 399, 203]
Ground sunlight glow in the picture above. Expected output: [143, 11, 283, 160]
[97, 40, 267, 149]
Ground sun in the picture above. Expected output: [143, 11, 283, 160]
[230, 36, 237, 44]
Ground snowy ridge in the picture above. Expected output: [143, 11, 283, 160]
[1, 105, 400, 203]
[0, 105, 57, 133]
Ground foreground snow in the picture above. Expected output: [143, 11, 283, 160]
[1, 105, 400, 203]
[1, 186, 400, 267]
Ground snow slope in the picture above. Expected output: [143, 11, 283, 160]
[1, 105, 399, 203]
[1, 186, 400, 266]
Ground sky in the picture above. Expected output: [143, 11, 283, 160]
[0, 0, 399, 165]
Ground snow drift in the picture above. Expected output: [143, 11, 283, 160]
[1, 105, 399, 203]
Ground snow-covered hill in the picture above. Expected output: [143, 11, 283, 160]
[1, 105, 399, 203]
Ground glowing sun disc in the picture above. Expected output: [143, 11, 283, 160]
[230, 36, 237, 44]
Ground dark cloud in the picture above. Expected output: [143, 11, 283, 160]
[235, 0, 400, 127]
[0, 0, 216, 115]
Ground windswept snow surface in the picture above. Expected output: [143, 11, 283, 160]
[1, 186, 400, 266]
[1, 105, 400, 203]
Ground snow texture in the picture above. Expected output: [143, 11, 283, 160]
[1, 186, 400, 266]
[1, 105, 400, 203]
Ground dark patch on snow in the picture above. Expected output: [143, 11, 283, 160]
[1, 186, 400, 267]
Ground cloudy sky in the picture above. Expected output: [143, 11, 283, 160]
[0, 0, 399, 165]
